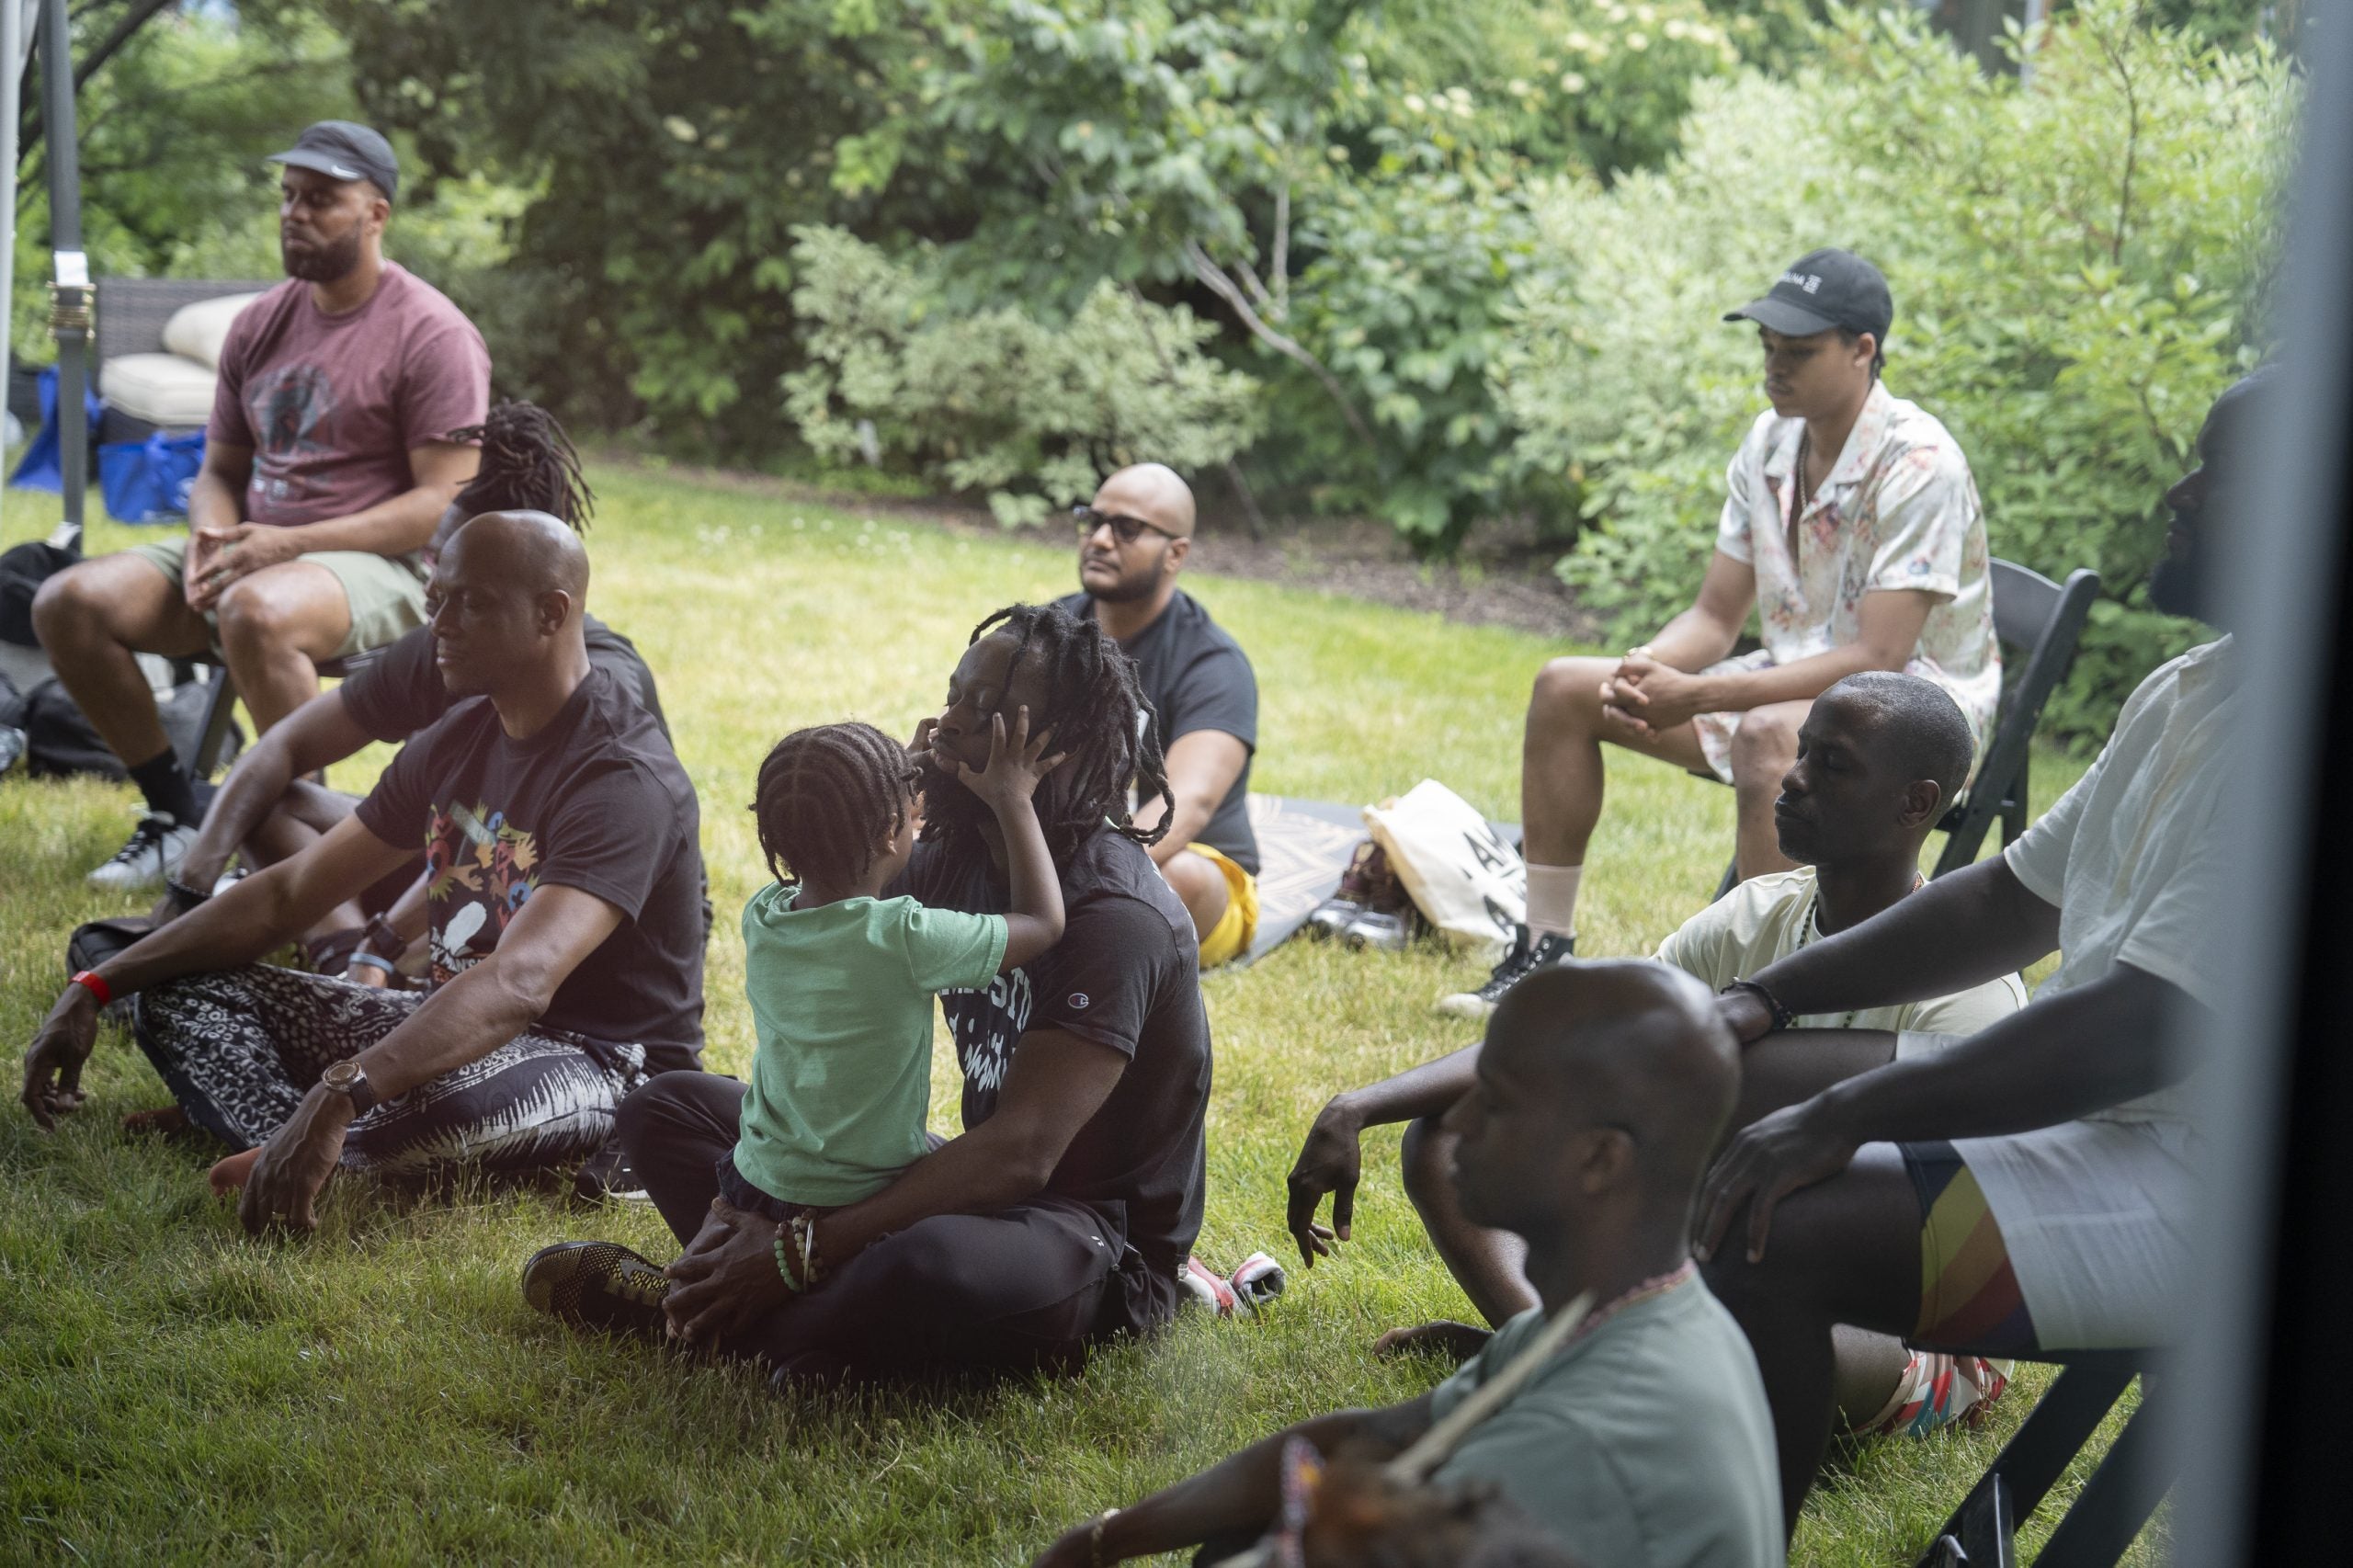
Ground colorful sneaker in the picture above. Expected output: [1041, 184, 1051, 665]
[1857, 1352, 2013, 1437]
[1179, 1255, 1241, 1316]
[86, 812, 198, 893]
[521, 1240, 672, 1339]
[1436, 924, 1574, 1020]
[1229, 1252, 1288, 1312]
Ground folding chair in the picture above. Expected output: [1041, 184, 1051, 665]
[1712, 559, 2102, 898]
[1916, 1350, 2170, 1568]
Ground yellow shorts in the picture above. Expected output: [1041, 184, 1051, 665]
[1189, 842, 1259, 969]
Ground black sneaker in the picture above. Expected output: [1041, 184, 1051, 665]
[521, 1241, 672, 1338]
[571, 1139, 651, 1205]
[1436, 924, 1574, 1020]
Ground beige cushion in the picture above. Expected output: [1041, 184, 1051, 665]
[160, 291, 263, 370]
[100, 352, 218, 428]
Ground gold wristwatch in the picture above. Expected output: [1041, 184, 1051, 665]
[321, 1058, 379, 1116]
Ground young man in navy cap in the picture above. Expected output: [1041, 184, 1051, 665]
[1440, 248, 1997, 1020]
[35, 120, 491, 892]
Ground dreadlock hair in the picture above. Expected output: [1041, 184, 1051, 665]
[443, 400, 596, 528]
[751, 722, 920, 891]
[917, 602, 1172, 869]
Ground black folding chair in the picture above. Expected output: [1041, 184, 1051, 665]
[1712, 558, 2102, 898]
[1917, 1351, 2169, 1568]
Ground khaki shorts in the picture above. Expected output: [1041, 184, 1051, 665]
[127, 532, 428, 660]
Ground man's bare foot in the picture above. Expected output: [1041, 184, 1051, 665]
[1372, 1319, 1495, 1364]
[208, 1146, 264, 1196]
[120, 1106, 188, 1135]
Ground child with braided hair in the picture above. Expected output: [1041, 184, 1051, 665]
[722, 712, 1066, 1250]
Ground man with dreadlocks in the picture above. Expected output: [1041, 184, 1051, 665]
[142, 402, 665, 982]
[35, 122, 492, 892]
[559, 601, 1212, 1385]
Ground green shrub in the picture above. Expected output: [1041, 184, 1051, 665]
[781, 226, 1264, 525]
[1500, 1, 2292, 744]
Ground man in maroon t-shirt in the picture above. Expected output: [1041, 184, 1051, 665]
[34, 121, 491, 892]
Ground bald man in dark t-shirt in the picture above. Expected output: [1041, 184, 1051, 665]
[1059, 463, 1261, 966]
[20, 512, 706, 1231]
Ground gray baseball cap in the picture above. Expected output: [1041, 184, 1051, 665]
[267, 120, 399, 202]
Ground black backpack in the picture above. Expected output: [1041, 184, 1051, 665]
[5, 673, 222, 781]
[0, 538, 78, 647]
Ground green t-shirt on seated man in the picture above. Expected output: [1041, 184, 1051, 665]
[733, 883, 1008, 1209]
[1429, 1271, 1784, 1568]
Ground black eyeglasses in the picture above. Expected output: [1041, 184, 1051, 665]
[1073, 506, 1181, 546]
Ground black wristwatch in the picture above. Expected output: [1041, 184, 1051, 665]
[321, 1058, 379, 1116]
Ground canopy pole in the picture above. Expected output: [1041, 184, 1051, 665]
[0, 1, 27, 537]
[39, 0, 86, 549]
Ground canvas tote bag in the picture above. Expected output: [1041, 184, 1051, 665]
[1362, 779, 1526, 954]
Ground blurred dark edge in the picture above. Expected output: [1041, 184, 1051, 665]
[2175, 11, 2353, 1564]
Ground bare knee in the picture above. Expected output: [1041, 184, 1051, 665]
[1529, 656, 1608, 731]
[1730, 705, 1802, 792]
[30, 565, 112, 651]
[215, 576, 308, 659]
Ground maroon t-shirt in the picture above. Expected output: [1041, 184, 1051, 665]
[206, 261, 491, 530]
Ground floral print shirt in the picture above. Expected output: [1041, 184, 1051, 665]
[1713, 380, 2000, 751]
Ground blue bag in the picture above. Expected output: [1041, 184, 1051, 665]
[8, 365, 106, 493]
[98, 429, 206, 523]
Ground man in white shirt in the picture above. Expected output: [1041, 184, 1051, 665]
[1447, 249, 1998, 1019]
[1287, 671, 2023, 1436]
[1688, 371, 2265, 1536]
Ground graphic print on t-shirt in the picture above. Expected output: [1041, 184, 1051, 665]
[423, 800, 541, 983]
[245, 361, 339, 498]
[944, 967, 1033, 1094]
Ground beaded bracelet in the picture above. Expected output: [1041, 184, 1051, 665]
[164, 876, 210, 909]
[772, 1224, 805, 1293]
[1722, 977, 1795, 1035]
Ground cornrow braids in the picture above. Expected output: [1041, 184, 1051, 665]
[918, 601, 1172, 868]
[751, 722, 919, 891]
[444, 399, 597, 528]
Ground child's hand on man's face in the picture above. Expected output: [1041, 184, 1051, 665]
[960, 705, 1067, 811]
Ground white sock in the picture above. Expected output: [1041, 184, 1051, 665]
[1524, 863, 1583, 941]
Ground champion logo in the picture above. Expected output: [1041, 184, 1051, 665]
[1068, 993, 1091, 1010]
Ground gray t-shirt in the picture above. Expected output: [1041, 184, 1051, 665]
[1429, 1275, 1783, 1568]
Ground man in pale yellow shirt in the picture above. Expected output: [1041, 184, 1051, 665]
[1285, 672, 2024, 1434]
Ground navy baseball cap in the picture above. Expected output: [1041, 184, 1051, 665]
[267, 120, 399, 203]
[1725, 248, 1892, 342]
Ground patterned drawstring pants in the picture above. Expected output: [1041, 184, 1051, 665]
[132, 964, 648, 1176]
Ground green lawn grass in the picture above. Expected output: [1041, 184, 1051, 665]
[0, 472, 2148, 1564]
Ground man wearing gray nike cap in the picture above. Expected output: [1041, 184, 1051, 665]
[36, 120, 490, 893]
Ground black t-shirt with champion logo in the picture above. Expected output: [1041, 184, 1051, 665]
[899, 826, 1211, 1290]
[353, 666, 707, 1073]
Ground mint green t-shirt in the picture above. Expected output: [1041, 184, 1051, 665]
[733, 883, 1007, 1208]
[1428, 1276, 1784, 1568]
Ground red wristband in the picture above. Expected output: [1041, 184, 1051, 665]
[69, 970, 113, 1007]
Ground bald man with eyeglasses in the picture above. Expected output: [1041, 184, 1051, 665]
[1057, 464, 1261, 966]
